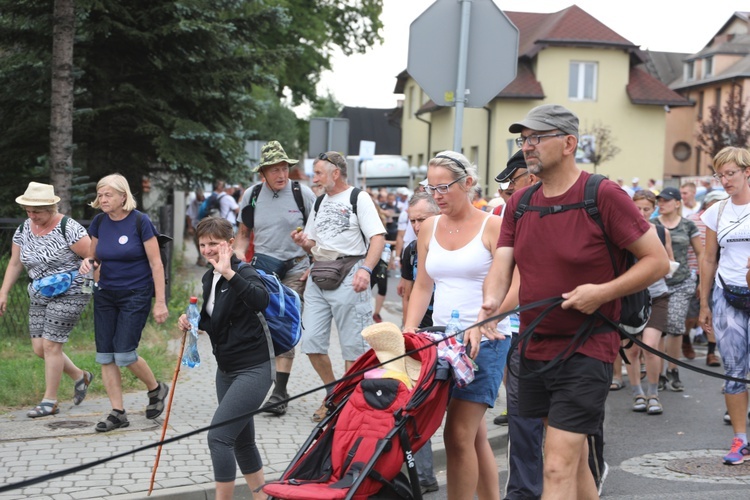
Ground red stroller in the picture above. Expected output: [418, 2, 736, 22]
[263, 331, 450, 500]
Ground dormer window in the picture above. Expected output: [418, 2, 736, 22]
[704, 57, 713, 78]
[569, 61, 597, 101]
[684, 61, 695, 81]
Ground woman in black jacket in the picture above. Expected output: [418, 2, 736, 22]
[178, 217, 271, 500]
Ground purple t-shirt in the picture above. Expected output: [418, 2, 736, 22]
[90, 210, 158, 290]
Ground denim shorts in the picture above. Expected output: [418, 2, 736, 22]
[93, 284, 154, 367]
[451, 337, 511, 407]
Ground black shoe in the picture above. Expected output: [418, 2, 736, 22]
[493, 410, 508, 425]
[666, 369, 684, 392]
[420, 481, 439, 494]
[261, 392, 288, 416]
[658, 374, 668, 392]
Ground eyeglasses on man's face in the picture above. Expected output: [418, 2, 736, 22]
[504, 170, 529, 187]
[514, 133, 567, 148]
[424, 175, 466, 195]
[713, 169, 743, 181]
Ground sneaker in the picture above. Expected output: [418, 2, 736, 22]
[658, 374, 668, 392]
[596, 461, 609, 496]
[682, 341, 696, 360]
[693, 333, 708, 346]
[493, 409, 508, 425]
[666, 369, 684, 392]
[723, 437, 750, 465]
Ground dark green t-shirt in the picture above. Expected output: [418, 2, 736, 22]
[655, 217, 700, 286]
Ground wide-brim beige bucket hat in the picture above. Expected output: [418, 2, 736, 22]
[15, 182, 61, 206]
[361, 322, 422, 382]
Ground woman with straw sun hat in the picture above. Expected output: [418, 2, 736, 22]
[0, 182, 94, 418]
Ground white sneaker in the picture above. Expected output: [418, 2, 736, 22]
[597, 461, 609, 496]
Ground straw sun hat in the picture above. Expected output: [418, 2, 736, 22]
[15, 182, 61, 206]
[361, 322, 422, 383]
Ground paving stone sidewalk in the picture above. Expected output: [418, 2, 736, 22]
[0, 246, 507, 499]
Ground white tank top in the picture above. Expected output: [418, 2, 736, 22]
[425, 215, 510, 336]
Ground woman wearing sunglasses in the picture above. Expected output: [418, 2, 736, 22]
[403, 151, 511, 500]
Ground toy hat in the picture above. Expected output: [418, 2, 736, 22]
[253, 140, 299, 173]
[361, 322, 422, 382]
[15, 182, 61, 206]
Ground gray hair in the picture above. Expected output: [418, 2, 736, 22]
[408, 191, 439, 214]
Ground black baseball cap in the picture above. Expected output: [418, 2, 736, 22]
[495, 150, 527, 183]
[656, 186, 681, 201]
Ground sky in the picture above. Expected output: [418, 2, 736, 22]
[312, 0, 748, 111]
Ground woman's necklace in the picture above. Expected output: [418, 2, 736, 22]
[729, 201, 750, 223]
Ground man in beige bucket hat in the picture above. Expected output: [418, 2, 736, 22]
[236, 140, 316, 416]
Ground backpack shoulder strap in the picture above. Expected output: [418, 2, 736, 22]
[513, 182, 543, 221]
[59, 215, 69, 238]
[135, 210, 145, 242]
[583, 174, 619, 276]
[350, 187, 361, 216]
[242, 183, 264, 231]
[291, 181, 308, 227]
[655, 224, 666, 246]
[314, 193, 325, 216]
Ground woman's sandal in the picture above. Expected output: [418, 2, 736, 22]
[647, 396, 663, 415]
[632, 395, 647, 412]
[73, 371, 94, 406]
[610, 379, 624, 391]
[145, 382, 169, 420]
[27, 401, 59, 418]
[96, 410, 130, 432]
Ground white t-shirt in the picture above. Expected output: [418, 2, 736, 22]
[701, 199, 750, 287]
[305, 187, 386, 257]
[682, 204, 700, 218]
[219, 193, 239, 225]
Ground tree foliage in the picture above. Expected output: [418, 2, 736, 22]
[0, 0, 383, 215]
[696, 85, 750, 159]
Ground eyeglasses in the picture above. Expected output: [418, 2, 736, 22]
[515, 133, 566, 148]
[505, 170, 529, 187]
[713, 169, 743, 180]
[424, 175, 466, 195]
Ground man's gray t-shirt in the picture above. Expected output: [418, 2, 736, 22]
[240, 181, 316, 261]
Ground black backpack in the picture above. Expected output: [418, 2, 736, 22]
[241, 181, 308, 231]
[514, 174, 651, 334]
[91, 211, 173, 286]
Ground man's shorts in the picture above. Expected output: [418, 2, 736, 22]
[518, 353, 611, 435]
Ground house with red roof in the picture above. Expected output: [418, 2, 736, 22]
[394, 4, 690, 193]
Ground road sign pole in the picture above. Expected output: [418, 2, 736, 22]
[452, 0, 472, 152]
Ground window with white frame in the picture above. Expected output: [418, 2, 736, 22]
[704, 57, 713, 78]
[684, 61, 695, 81]
[568, 61, 597, 101]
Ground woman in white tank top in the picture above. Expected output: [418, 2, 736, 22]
[403, 151, 511, 500]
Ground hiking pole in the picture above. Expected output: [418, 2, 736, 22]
[148, 328, 187, 496]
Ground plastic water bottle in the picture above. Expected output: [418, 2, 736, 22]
[81, 259, 94, 294]
[445, 310, 462, 343]
[182, 297, 201, 368]
[381, 243, 392, 266]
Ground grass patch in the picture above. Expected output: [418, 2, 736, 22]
[0, 254, 194, 411]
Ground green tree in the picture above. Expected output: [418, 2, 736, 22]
[0, 0, 383, 213]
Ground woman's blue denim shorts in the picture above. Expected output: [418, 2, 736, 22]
[451, 337, 511, 407]
[94, 284, 154, 367]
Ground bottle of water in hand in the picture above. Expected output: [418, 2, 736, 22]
[182, 296, 201, 368]
[82, 259, 95, 294]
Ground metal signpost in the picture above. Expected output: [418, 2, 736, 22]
[408, 0, 519, 151]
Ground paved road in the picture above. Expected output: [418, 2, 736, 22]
[0, 248, 506, 500]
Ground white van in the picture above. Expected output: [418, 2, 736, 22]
[346, 155, 411, 188]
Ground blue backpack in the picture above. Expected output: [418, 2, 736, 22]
[253, 268, 302, 355]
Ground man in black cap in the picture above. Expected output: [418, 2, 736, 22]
[479, 104, 668, 499]
[493, 150, 539, 215]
